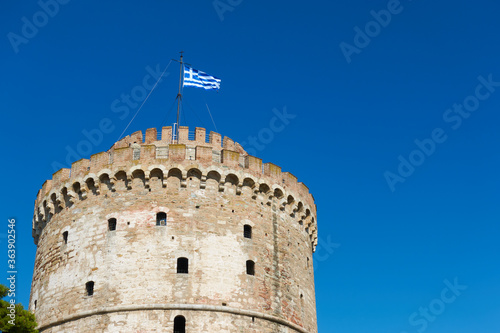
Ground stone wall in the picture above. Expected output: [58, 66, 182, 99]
[30, 126, 318, 332]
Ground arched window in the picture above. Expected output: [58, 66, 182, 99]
[108, 218, 117, 231]
[173, 315, 186, 333]
[243, 225, 252, 239]
[246, 260, 255, 276]
[177, 258, 189, 274]
[62, 231, 68, 244]
[86, 281, 94, 296]
[157, 212, 167, 226]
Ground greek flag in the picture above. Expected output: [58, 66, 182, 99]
[183, 65, 221, 90]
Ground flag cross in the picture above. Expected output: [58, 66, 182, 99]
[183, 65, 221, 90]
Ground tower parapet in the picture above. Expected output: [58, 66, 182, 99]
[31, 126, 319, 332]
[33, 126, 318, 248]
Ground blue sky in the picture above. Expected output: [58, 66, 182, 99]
[1, 0, 500, 332]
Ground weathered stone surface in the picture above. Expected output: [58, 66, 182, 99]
[30, 126, 319, 332]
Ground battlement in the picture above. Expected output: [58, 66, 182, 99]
[33, 126, 318, 249]
[110, 126, 246, 154]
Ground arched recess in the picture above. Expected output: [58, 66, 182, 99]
[61, 187, 73, 208]
[224, 174, 239, 194]
[303, 209, 312, 228]
[273, 188, 284, 199]
[131, 169, 146, 189]
[42, 200, 52, 224]
[99, 173, 113, 192]
[285, 195, 295, 215]
[258, 183, 271, 204]
[86, 177, 98, 196]
[206, 170, 221, 193]
[186, 168, 202, 189]
[296, 201, 304, 214]
[50, 193, 62, 214]
[149, 168, 164, 191]
[114, 171, 128, 191]
[259, 183, 270, 194]
[241, 177, 256, 197]
[167, 168, 182, 193]
[72, 181, 84, 200]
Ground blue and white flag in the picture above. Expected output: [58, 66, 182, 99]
[183, 65, 221, 90]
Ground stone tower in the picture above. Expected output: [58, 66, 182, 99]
[30, 126, 319, 332]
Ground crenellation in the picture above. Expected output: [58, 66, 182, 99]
[178, 126, 189, 143]
[130, 130, 143, 144]
[209, 131, 221, 147]
[282, 172, 298, 193]
[33, 195, 40, 221]
[298, 183, 313, 207]
[145, 128, 157, 144]
[161, 126, 173, 144]
[70, 159, 90, 179]
[52, 168, 70, 187]
[90, 152, 108, 172]
[112, 130, 143, 149]
[264, 162, 282, 180]
[195, 127, 206, 143]
[234, 142, 246, 155]
[41, 180, 52, 199]
[223, 136, 235, 150]
[245, 155, 263, 174]
[34, 133, 317, 244]
[112, 147, 133, 165]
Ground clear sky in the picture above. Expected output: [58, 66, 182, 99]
[1, 0, 499, 332]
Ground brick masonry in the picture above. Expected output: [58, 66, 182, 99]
[30, 126, 319, 332]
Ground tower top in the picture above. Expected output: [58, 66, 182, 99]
[33, 125, 318, 249]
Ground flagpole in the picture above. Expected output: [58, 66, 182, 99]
[175, 51, 184, 143]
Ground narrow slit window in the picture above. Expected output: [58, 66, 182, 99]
[62, 231, 68, 244]
[86, 281, 94, 296]
[177, 257, 189, 274]
[246, 260, 255, 276]
[157, 212, 167, 226]
[173, 315, 186, 333]
[243, 225, 252, 239]
[108, 218, 117, 231]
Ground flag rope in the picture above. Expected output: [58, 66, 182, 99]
[205, 101, 218, 133]
[117, 59, 173, 142]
